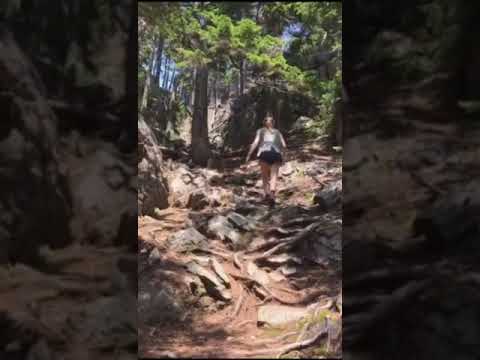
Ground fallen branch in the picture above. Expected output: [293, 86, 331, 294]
[245, 237, 293, 254]
[250, 242, 291, 262]
[230, 286, 245, 319]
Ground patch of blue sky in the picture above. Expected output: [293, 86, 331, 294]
[281, 22, 302, 51]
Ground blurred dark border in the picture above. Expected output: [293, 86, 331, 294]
[343, 1, 480, 359]
[0, 1, 138, 358]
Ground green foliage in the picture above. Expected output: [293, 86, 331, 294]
[138, 1, 342, 138]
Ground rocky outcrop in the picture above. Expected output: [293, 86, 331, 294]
[0, 28, 71, 264]
[138, 115, 169, 215]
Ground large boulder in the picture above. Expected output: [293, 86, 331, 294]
[0, 28, 71, 264]
[62, 136, 136, 247]
[138, 116, 169, 215]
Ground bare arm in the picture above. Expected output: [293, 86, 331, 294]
[279, 132, 287, 149]
[246, 132, 260, 161]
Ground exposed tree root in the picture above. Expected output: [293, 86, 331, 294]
[233, 252, 244, 272]
[198, 248, 232, 261]
[250, 242, 292, 262]
[251, 331, 298, 345]
[230, 325, 328, 358]
[230, 286, 245, 319]
[276, 325, 329, 358]
[234, 319, 257, 328]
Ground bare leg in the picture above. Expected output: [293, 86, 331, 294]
[260, 161, 271, 197]
[270, 163, 280, 198]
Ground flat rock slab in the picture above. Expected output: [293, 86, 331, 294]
[258, 304, 310, 327]
[186, 262, 232, 302]
[167, 227, 208, 253]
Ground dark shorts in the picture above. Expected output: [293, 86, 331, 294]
[259, 150, 282, 165]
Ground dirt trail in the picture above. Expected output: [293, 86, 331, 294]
[139, 137, 342, 358]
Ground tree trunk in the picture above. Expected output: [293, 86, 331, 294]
[239, 59, 245, 95]
[189, 70, 195, 109]
[213, 72, 217, 108]
[162, 57, 169, 88]
[168, 70, 175, 92]
[154, 38, 164, 84]
[255, 2, 262, 21]
[191, 65, 211, 166]
[140, 36, 156, 112]
[167, 63, 175, 91]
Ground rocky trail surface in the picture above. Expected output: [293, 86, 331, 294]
[0, 245, 136, 359]
[139, 135, 342, 358]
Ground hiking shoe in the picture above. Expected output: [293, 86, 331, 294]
[267, 195, 276, 207]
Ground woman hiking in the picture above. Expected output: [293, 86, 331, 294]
[245, 114, 287, 205]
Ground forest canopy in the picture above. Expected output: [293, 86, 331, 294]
[138, 1, 342, 165]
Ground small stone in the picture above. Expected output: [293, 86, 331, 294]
[148, 248, 161, 262]
[280, 266, 297, 276]
[281, 163, 294, 176]
[184, 274, 207, 297]
[187, 190, 209, 211]
[199, 296, 215, 308]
